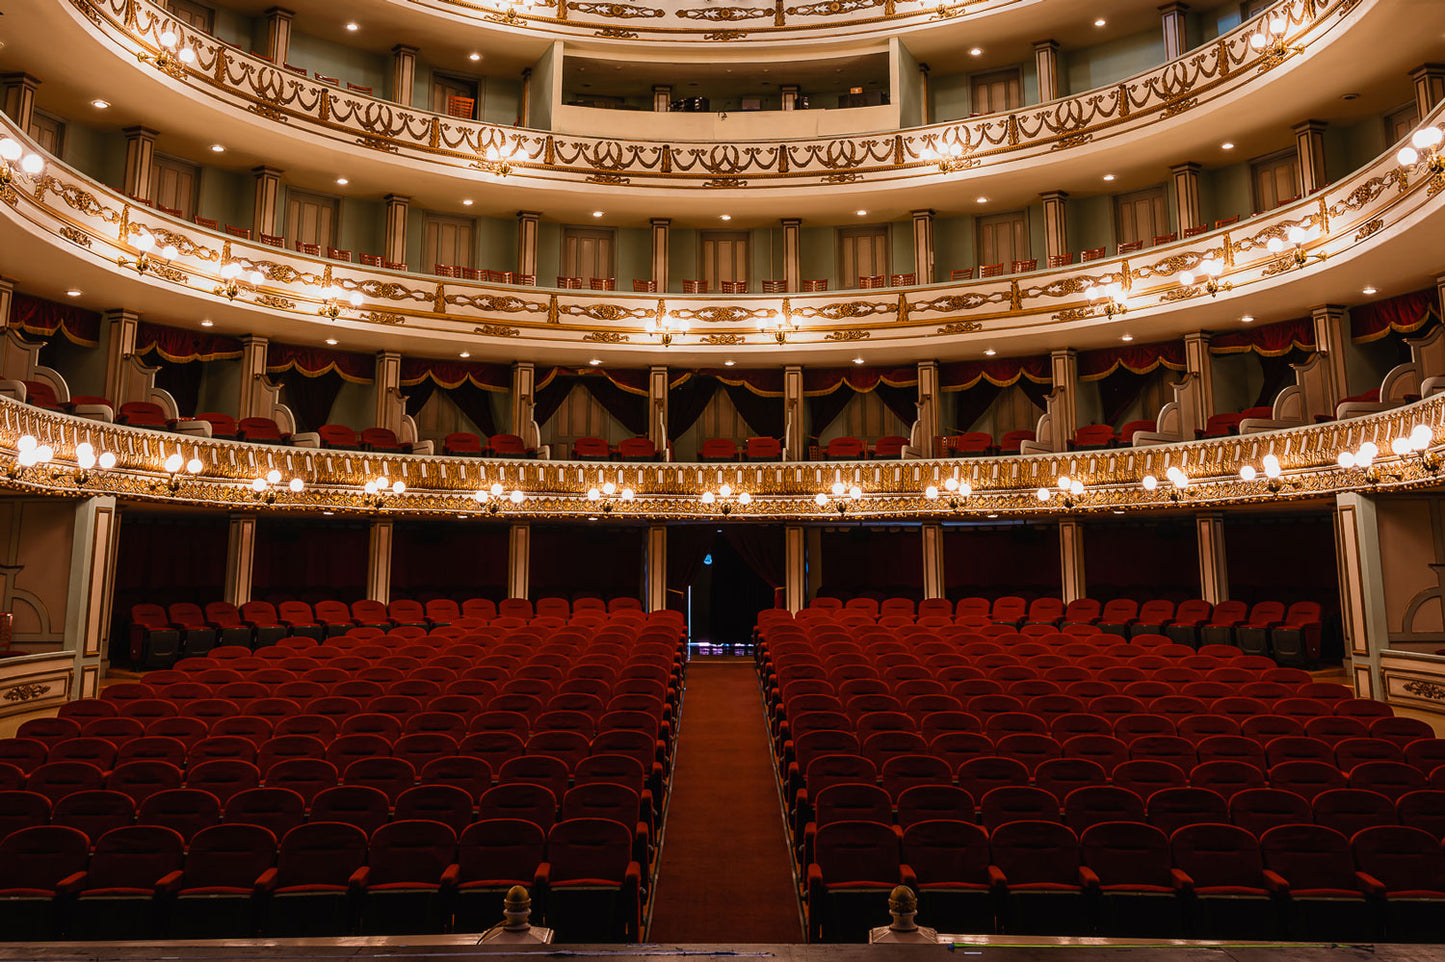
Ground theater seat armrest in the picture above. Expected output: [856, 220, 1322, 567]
[986, 865, 1007, 889]
[1170, 869, 1194, 894]
[440, 864, 460, 889]
[625, 861, 642, 888]
[156, 871, 185, 894]
[348, 866, 370, 893]
[408, 440, 434, 455]
[900, 865, 918, 889]
[254, 869, 278, 894]
[1356, 871, 1386, 897]
[1262, 870, 1289, 896]
[56, 871, 87, 895]
[1078, 866, 1101, 892]
[806, 863, 823, 890]
[291, 432, 320, 448]
[533, 863, 550, 889]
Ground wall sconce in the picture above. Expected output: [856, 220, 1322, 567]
[121, 230, 178, 275]
[72, 441, 117, 484]
[1398, 125, 1445, 191]
[138, 27, 196, 78]
[1239, 453, 1295, 494]
[1390, 424, 1439, 472]
[319, 283, 363, 320]
[645, 302, 689, 347]
[1247, 11, 1300, 59]
[815, 480, 863, 515]
[216, 261, 266, 300]
[924, 476, 973, 510]
[1036, 474, 1087, 508]
[364, 474, 406, 507]
[472, 482, 525, 514]
[156, 449, 203, 493]
[1141, 468, 1189, 502]
[0, 138, 44, 188]
[250, 469, 304, 504]
[478, 140, 525, 175]
[700, 482, 750, 516]
[1266, 225, 1325, 270]
[929, 142, 971, 174]
[8, 434, 54, 479]
[587, 480, 636, 514]
[762, 301, 797, 345]
[1177, 257, 1232, 297]
[1084, 281, 1129, 318]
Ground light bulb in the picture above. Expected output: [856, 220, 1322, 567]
[1412, 425, 1432, 449]
[135, 231, 154, 252]
[1037, 487, 1052, 502]
[849, 485, 862, 500]
[1400, 146, 1421, 166]
[1357, 448, 1376, 468]
[16, 450, 35, 467]
[17, 435, 36, 453]
[348, 292, 363, 306]
[959, 482, 973, 497]
[587, 487, 601, 501]
[510, 489, 524, 503]
[391, 480, 405, 494]
[1166, 466, 1184, 483]
[249, 271, 263, 284]
[164, 453, 183, 473]
[159, 29, 177, 47]
[925, 485, 939, 499]
[1422, 126, 1444, 148]
[98, 451, 116, 470]
[701, 491, 716, 504]
[222, 262, 241, 279]
[1262, 453, 1281, 475]
[831, 481, 845, 496]
[161, 244, 178, 260]
[178, 46, 196, 64]
[814, 493, 828, 507]
[289, 477, 304, 492]
[1178, 271, 1195, 286]
[1267, 237, 1285, 253]
[1142, 475, 1158, 491]
[944, 477, 959, 491]
[490, 482, 503, 496]
[76, 443, 96, 470]
[1269, 14, 1287, 33]
[19, 154, 42, 176]
[602, 481, 617, 496]
[1359, 441, 1378, 459]
[252, 477, 268, 491]
[736, 491, 750, 505]
[1057, 475, 1071, 491]
[1287, 226, 1307, 245]
[1337, 451, 1356, 468]
[1240, 465, 1257, 481]
[376, 476, 388, 489]
[364, 480, 378, 494]
[1413, 128, 1437, 150]
[1173, 474, 1189, 489]
[265, 468, 281, 484]
[718, 483, 731, 498]
[473, 490, 489, 503]
[1070, 479, 1084, 496]
[1392, 436, 1412, 456]
[1250, 30, 1267, 49]
[0, 139, 20, 161]
[622, 488, 635, 501]
[1201, 259, 1223, 276]
[186, 457, 203, 474]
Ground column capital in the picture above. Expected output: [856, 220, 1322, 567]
[264, 6, 295, 17]
[516, 210, 541, 222]
[1038, 190, 1069, 202]
[250, 164, 285, 179]
[122, 125, 160, 141]
[911, 208, 936, 218]
[1157, 1, 1189, 12]
[1292, 118, 1329, 134]
[918, 62, 930, 76]
[1410, 62, 1445, 80]
[780, 217, 802, 227]
[0, 73, 41, 89]
[1184, 330, 1212, 347]
[1170, 161, 1203, 175]
[1050, 347, 1078, 362]
[650, 217, 671, 227]
[240, 333, 269, 347]
[391, 43, 419, 56]
[375, 349, 403, 362]
[1031, 38, 1061, 51]
[383, 193, 411, 206]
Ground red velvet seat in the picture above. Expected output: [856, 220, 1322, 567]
[745, 437, 782, 461]
[236, 417, 289, 444]
[825, 437, 866, 460]
[488, 434, 532, 457]
[262, 821, 369, 936]
[1080, 821, 1185, 937]
[442, 432, 484, 456]
[164, 823, 277, 938]
[117, 402, 169, 429]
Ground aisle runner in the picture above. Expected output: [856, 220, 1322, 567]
[647, 660, 804, 942]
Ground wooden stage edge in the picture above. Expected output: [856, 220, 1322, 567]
[0, 938, 1432, 962]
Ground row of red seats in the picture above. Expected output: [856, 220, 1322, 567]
[808, 818, 1445, 941]
[0, 817, 639, 941]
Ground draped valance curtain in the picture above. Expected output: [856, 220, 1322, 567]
[135, 322, 243, 363]
[1210, 317, 1316, 355]
[1350, 288, 1440, 342]
[10, 294, 100, 346]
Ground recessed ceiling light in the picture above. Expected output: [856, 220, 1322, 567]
[1103, 174, 1116, 182]
[984, 348, 996, 356]
[852, 356, 864, 364]
[325, 338, 338, 345]
[987, 513, 998, 519]
[975, 196, 988, 204]
[592, 210, 604, 217]
[210, 144, 225, 152]
[323, 510, 334, 516]
[969, 47, 983, 56]
[720, 214, 732, 221]
[855, 209, 868, 216]
[462, 199, 473, 206]
[345, 21, 359, 30]
[460, 351, 471, 358]
[469, 52, 481, 61]
[1221, 142, 1235, 150]
[724, 360, 735, 366]
[91, 99, 110, 109]
[1241, 314, 1255, 323]
[200, 319, 213, 327]
[1363, 285, 1378, 295]
[336, 177, 348, 185]
[65, 288, 82, 297]
[589, 358, 602, 366]
[1094, 17, 1107, 26]
[1120, 333, 1134, 341]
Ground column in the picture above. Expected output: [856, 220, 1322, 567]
[223, 515, 256, 606]
[1412, 63, 1445, 117]
[1050, 349, 1079, 450]
[780, 85, 800, 111]
[1159, 3, 1190, 60]
[511, 361, 535, 436]
[648, 366, 668, 454]
[646, 524, 667, 612]
[66, 496, 119, 695]
[0, 74, 40, 133]
[1335, 493, 1389, 698]
[251, 166, 284, 238]
[1195, 512, 1228, 605]
[911, 210, 935, 284]
[101, 309, 139, 405]
[921, 523, 944, 600]
[1171, 162, 1202, 234]
[650, 218, 670, 289]
[237, 335, 269, 421]
[374, 351, 402, 434]
[915, 359, 939, 458]
[805, 528, 823, 600]
[367, 520, 393, 604]
[783, 364, 804, 460]
[391, 45, 417, 107]
[264, 7, 294, 65]
[1059, 519, 1085, 604]
[0, 277, 13, 328]
[1033, 40, 1061, 102]
[517, 211, 541, 279]
[520, 69, 532, 127]
[781, 218, 801, 292]
[1039, 192, 1068, 261]
[918, 64, 930, 125]
[1312, 304, 1350, 406]
[122, 127, 159, 203]
[508, 524, 530, 600]
[1184, 331, 1214, 429]
[653, 86, 671, 111]
[785, 525, 805, 612]
[383, 195, 409, 267]
[1294, 120, 1329, 195]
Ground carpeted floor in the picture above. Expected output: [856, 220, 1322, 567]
[647, 659, 804, 943]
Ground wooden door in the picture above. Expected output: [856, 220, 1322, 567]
[700, 231, 750, 288]
[838, 226, 888, 286]
[1114, 187, 1169, 245]
[977, 211, 1028, 266]
[284, 190, 338, 248]
[424, 214, 476, 269]
[563, 228, 615, 279]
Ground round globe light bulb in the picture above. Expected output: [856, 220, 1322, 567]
[249, 271, 263, 284]
[364, 480, 378, 494]
[1359, 441, 1378, 459]
[222, 262, 241, 279]
[252, 477, 268, 492]
[1240, 465, 1257, 481]
[265, 469, 281, 485]
[1036, 487, 1051, 502]
[587, 488, 601, 501]
[17, 435, 36, 453]
[164, 453, 183, 473]
[348, 292, 363, 307]
[718, 483, 731, 498]
[849, 485, 862, 500]
[376, 476, 388, 489]
[76, 443, 96, 470]
[622, 488, 636, 501]
[473, 490, 488, 503]
[0, 139, 20, 161]
[1392, 436, 1412, 456]
[1058, 475, 1071, 491]
[510, 489, 524, 503]
[1070, 479, 1084, 496]
[814, 493, 828, 507]
[603, 481, 617, 496]
[288, 477, 304, 492]
[135, 232, 154, 252]
[1166, 466, 1184, 483]
[161, 244, 178, 261]
[959, 482, 973, 497]
[159, 30, 177, 47]
[701, 491, 716, 504]
[1178, 271, 1195, 286]
[98, 451, 116, 470]
[1337, 451, 1356, 468]
[737, 492, 751, 505]
[925, 485, 939, 499]
[34, 445, 51, 463]
[831, 481, 845, 496]
[1142, 474, 1158, 491]
[490, 482, 504, 496]
[944, 477, 959, 491]
[186, 457, 203, 474]
[1267, 237, 1285, 253]
[391, 480, 405, 494]
[1400, 146, 1421, 166]
[19, 154, 42, 176]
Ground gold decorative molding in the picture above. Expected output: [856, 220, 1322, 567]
[582, 331, 629, 342]
[475, 323, 522, 337]
[936, 320, 983, 335]
[59, 226, 92, 248]
[699, 332, 746, 345]
[362, 310, 405, 325]
[2, 682, 50, 702]
[824, 328, 871, 341]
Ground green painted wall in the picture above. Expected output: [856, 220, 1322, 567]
[196, 167, 252, 230]
[194, 358, 243, 416]
[1070, 194, 1114, 255]
[668, 227, 698, 291]
[536, 220, 562, 284]
[932, 214, 974, 279]
[284, 30, 388, 92]
[1195, 0, 1246, 44]
[1200, 161, 1253, 227]
[1064, 28, 1166, 93]
[799, 226, 835, 289]
[325, 378, 375, 430]
[336, 197, 384, 259]
[209, 6, 254, 50]
[59, 122, 125, 191]
[616, 226, 650, 288]
[889, 221, 914, 275]
[476, 214, 518, 273]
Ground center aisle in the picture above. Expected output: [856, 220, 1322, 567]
[647, 659, 804, 943]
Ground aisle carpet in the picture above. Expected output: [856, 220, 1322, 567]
[647, 659, 804, 942]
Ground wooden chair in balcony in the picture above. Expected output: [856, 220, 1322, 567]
[1152, 233, 1178, 246]
[949, 268, 974, 281]
[346, 83, 372, 95]
[282, 63, 306, 76]
[225, 225, 252, 240]
[156, 204, 182, 217]
[359, 253, 383, 267]
[515, 274, 536, 286]
[979, 263, 1006, 278]
[889, 273, 915, 287]
[720, 280, 747, 294]
[1011, 259, 1037, 273]
[633, 280, 658, 293]
[1081, 247, 1106, 262]
[259, 233, 285, 248]
[1215, 215, 1241, 228]
[683, 280, 708, 294]
[1117, 240, 1145, 255]
[250, 50, 274, 63]
[484, 270, 507, 283]
[435, 264, 458, 278]
[858, 274, 884, 289]
[761, 279, 787, 293]
[1183, 225, 1210, 238]
[383, 261, 407, 271]
[802, 279, 829, 292]
[327, 247, 352, 262]
[314, 73, 339, 86]
[459, 267, 482, 281]
[1047, 253, 1075, 268]
[589, 277, 616, 291]
[557, 276, 583, 289]
[447, 96, 476, 119]
[193, 216, 218, 230]
[295, 241, 320, 255]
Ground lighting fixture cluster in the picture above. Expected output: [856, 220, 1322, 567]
[1398, 124, 1445, 192]
[319, 283, 364, 320]
[924, 475, 974, 510]
[645, 306, 690, 347]
[700, 482, 750, 515]
[11, 435, 118, 485]
[815, 480, 864, 515]
[216, 261, 268, 300]
[1037, 474, 1087, 508]
[1177, 257, 1231, 297]
[471, 482, 527, 514]
[140, 28, 197, 77]
[1083, 281, 1129, 318]
[1265, 224, 1324, 270]
[478, 141, 526, 176]
[0, 138, 44, 187]
[122, 230, 178, 274]
[588, 480, 637, 514]
[1238, 453, 1292, 493]
[250, 469, 305, 503]
[1141, 466, 1191, 501]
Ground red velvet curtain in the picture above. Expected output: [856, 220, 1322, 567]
[153, 363, 203, 418]
[1351, 288, 1440, 342]
[1210, 318, 1316, 355]
[1224, 514, 1338, 606]
[1078, 341, 1186, 381]
[722, 525, 786, 588]
[939, 356, 1051, 390]
[819, 526, 923, 598]
[271, 369, 345, 433]
[529, 524, 645, 600]
[390, 522, 509, 598]
[723, 383, 784, 438]
[266, 343, 374, 382]
[941, 524, 1060, 599]
[252, 519, 369, 602]
[667, 375, 718, 442]
[399, 358, 512, 391]
[1082, 521, 1199, 596]
[9, 293, 100, 346]
[666, 525, 717, 610]
[112, 513, 228, 603]
[135, 322, 243, 362]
